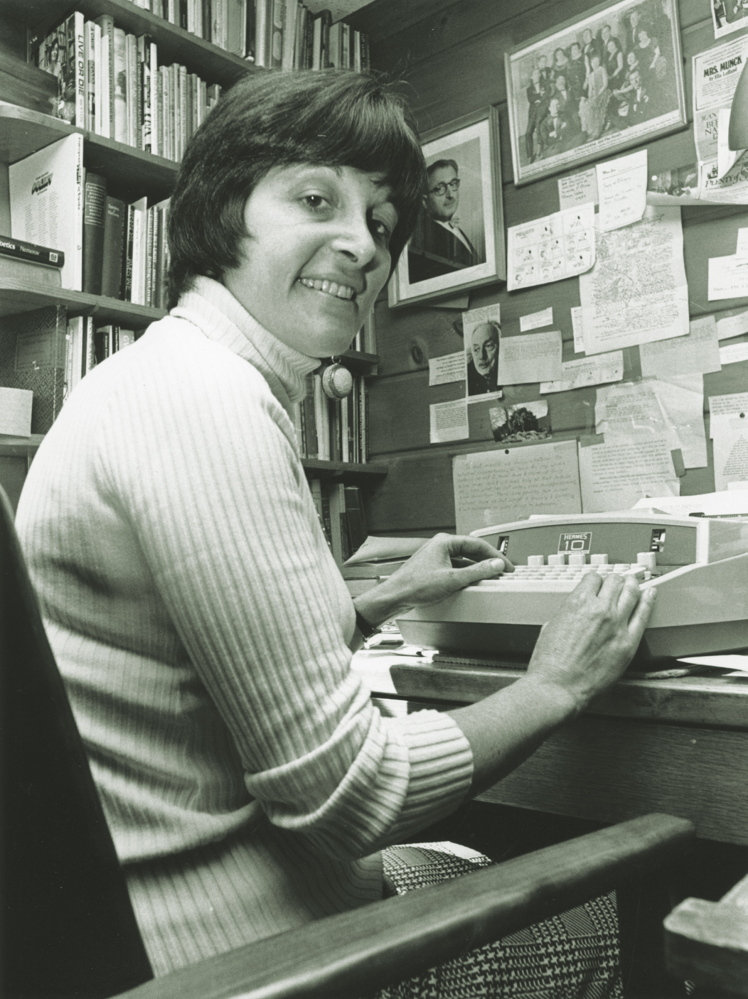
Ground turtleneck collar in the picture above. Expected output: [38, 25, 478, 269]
[170, 276, 321, 415]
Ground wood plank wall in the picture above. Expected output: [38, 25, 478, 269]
[351, 0, 748, 537]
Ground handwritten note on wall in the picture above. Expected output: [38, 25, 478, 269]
[578, 439, 679, 513]
[452, 440, 581, 535]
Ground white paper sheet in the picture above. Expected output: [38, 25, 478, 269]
[596, 150, 648, 231]
[720, 341, 748, 364]
[429, 400, 469, 443]
[519, 307, 553, 332]
[539, 351, 624, 394]
[429, 351, 467, 386]
[578, 206, 689, 354]
[558, 168, 598, 210]
[570, 306, 585, 353]
[717, 308, 748, 339]
[497, 329, 563, 385]
[639, 315, 721, 378]
[737, 228, 748, 256]
[712, 425, 748, 490]
[452, 440, 581, 535]
[596, 376, 707, 469]
[0, 386, 33, 437]
[578, 438, 679, 513]
[708, 255, 748, 300]
[507, 203, 595, 291]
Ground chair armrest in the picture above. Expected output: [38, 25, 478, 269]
[665, 872, 748, 998]
[119, 813, 693, 999]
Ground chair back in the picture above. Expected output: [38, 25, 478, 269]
[0, 485, 153, 998]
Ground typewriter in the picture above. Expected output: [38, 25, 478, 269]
[397, 513, 748, 663]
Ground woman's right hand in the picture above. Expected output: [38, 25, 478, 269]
[525, 572, 656, 714]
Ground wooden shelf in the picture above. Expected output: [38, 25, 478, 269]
[302, 460, 388, 481]
[0, 274, 164, 327]
[3, 0, 257, 89]
[0, 103, 179, 203]
[341, 350, 379, 372]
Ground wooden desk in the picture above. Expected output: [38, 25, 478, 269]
[354, 651, 748, 846]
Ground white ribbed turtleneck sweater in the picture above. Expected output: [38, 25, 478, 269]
[16, 277, 473, 975]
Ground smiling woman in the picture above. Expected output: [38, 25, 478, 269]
[222, 163, 397, 357]
[16, 68, 652, 999]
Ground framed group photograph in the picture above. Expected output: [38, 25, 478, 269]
[505, 0, 688, 187]
[388, 106, 505, 308]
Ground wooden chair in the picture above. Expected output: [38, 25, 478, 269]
[0, 484, 695, 999]
[665, 872, 748, 998]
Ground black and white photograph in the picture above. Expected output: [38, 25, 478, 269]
[505, 0, 688, 186]
[389, 106, 505, 306]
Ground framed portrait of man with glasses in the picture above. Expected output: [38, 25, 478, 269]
[389, 106, 506, 307]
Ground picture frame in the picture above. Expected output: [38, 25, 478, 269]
[504, 0, 688, 187]
[388, 105, 505, 308]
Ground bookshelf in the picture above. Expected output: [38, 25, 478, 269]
[0, 1, 386, 506]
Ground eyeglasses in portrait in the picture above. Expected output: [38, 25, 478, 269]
[389, 106, 506, 307]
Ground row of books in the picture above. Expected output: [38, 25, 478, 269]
[253, 2, 371, 71]
[84, 171, 170, 306]
[32, 11, 222, 159]
[309, 480, 368, 566]
[294, 371, 369, 464]
[66, 316, 137, 400]
[0, 305, 137, 435]
[6, 129, 169, 302]
[126, 0, 254, 56]
[120, 0, 372, 71]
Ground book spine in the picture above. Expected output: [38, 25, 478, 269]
[83, 316, 96, 373]
[130, 200, 147, 305]
[179, 0, 189, 30]
[254, 0, 268, 66]
[244, 0, 255, 60]
[125, 34, 138, 147]
[202, 0, 213, 43]
[149, 41, 159, 156]
[94, 15, 114, 139]
[226, 0, 245, 56]
[113, 28, 128, 143]
[178, 64, 188, 159]
[82, 171, 107, 295]
[168, 64, 178, 161]
[318, 8, 331, 69]
[122, 203, 135, 301]
[268, 0, 284, 68]
[0, 236, 64, 267]
[93, 324, 111, 364]
[100, 196, 126, 298]
[71, 12, 86, 128]
[301, 372, 318, 458]
[84, 19, 97, 132]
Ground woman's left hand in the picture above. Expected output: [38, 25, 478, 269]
[353, 532, 513, 629]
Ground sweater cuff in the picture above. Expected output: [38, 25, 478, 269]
[389, 709, 474, 841]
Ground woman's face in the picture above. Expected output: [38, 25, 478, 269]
[223, 164, 397, 358]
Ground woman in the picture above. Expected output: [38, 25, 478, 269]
[579, 51, 610, 139]
[16, 70, 653, 996]
[604, 36, 626, 92]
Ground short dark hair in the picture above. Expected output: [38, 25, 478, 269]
[167, 69, 425, 308]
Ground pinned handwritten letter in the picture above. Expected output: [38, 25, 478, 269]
[578, 206, 689, 354]
[578, 439, 680, 513]
[596, 150, 648, 232]
[452, 439, 581, 536]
